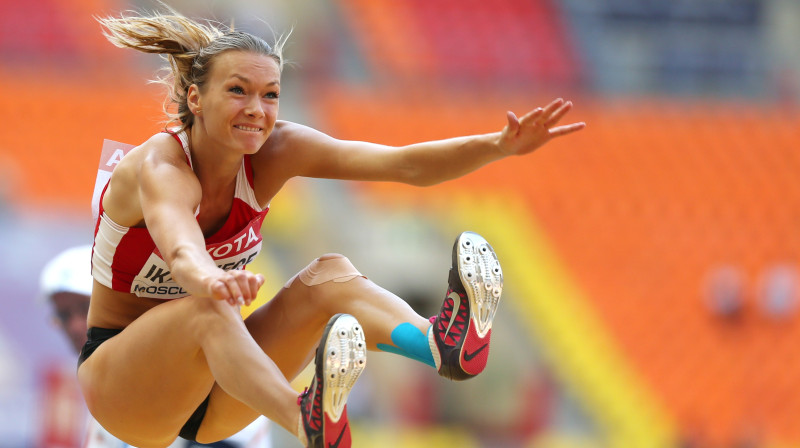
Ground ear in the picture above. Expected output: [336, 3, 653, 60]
[186, 84, 202, 115]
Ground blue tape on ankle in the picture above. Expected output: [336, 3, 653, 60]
[376, 323, 435, 367]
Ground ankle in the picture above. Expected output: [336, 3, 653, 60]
[375, 322, 436, 367]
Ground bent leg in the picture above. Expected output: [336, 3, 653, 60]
[281, 254, 432, 351]
[200, 233, 503, 440]
[77, 295, 300, 447]
[196, 254, 433, 441]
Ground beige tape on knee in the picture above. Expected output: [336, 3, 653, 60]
[284, 255, 364, 288]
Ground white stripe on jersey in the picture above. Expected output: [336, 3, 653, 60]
[92, 213, 129, 289]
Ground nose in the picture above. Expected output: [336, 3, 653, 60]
[245, 96, 265, 119]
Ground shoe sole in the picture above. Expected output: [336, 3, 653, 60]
[317, 313, 367, 424]
[455, 232, 503, 338]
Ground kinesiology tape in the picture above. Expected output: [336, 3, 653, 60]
[284, 255, 363, 288]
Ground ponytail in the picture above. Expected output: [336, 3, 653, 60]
[97, 9, 286, 131]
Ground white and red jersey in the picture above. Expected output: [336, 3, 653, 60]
[91, 131, 269, 300]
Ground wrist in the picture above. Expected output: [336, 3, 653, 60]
[489, 132, 512, 158]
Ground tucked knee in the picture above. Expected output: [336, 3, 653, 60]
[284, 254, 364, 289]
[318, 253, 345, 262]
[187, 296, 243, 339]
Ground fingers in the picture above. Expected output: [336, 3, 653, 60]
[519, 98, 587, 126]
[519, 98, 562, 125]
[541, 99, 585, 137]
[549, 122, 586, 137]
[518, 106, 544, 124]
[544, 100, 574, 127]
[517, 98, 585, 138]
[222, 273, 245, 306]
[540, 98, 565, 122]
[210, 280, 230, 303]
[214, 270, 264, 306]
[505, 110, 521, 135]
[246, 273, 265, 306]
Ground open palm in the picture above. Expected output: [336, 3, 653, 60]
[499, 98, 586, 156]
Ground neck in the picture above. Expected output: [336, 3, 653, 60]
[188, 124, 244, 187]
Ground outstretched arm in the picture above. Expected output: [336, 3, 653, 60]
[272, 98, 585, 186]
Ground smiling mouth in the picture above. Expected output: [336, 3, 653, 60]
[234, 125, 262, 132]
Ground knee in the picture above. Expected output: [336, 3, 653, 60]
[284, 253, 364, 289]
[318, 253, 346, 262]
[185, 296, 243, 338]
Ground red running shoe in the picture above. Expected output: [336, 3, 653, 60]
[298, 313, 366, 448]
[429, 231, 503, 380]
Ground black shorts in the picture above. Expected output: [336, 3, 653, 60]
[78, 327, 210, 442]
[78, 327, 122, 367]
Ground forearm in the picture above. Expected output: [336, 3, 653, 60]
[400, 132, 506, 186]
[167, 242, 221, 298]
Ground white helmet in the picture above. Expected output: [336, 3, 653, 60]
[39, 245, 94, 299]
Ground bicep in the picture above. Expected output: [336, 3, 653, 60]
[277, 122, 414, 182]
[138, 155, 204, 263]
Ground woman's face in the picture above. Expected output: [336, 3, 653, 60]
[194, 50, 281, 154]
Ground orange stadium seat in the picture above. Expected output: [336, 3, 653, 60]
[0, 71, 164, 210]
[311, 85, 800, 446]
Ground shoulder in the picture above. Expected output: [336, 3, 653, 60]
[113, 132, 198, 197]
[102, 132, 193, 226]
[259, 121, 340, 164]
[128, 132, 197, 187]
[251, 121, 325, 177]
[137, 132, 202, 209]
[265, 120, 337, 151]
[254, 121, 356, 184]
[140, 132, 190, 167]
[114, 132, 186, 173]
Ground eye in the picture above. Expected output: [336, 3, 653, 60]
[265, 91, 279, 99]
[229, 86, 245, 95]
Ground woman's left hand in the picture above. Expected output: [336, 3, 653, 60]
[498, 98, 586, 157]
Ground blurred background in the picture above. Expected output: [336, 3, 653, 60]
[1, 0, 799, 447]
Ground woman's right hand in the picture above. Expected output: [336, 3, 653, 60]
[207, 269, 265, 306]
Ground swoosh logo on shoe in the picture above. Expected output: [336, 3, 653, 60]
[329, 423, 347, 448]
[443, 292, 461, 341]
[463, 343, 487, 362]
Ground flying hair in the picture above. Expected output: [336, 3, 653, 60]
[96, 5, 289, 131]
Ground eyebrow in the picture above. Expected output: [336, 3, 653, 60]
[230, 74, 280, 86]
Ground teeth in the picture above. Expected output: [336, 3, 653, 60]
[235, 125, 261, 132]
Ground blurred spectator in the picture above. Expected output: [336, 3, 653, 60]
[704, 265, 746, 320]
[757, 263, 798, 320]
[40, 245, 271, 448]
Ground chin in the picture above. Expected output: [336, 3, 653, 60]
[242, 141, 266, 155]
[233, 135, 266, 153]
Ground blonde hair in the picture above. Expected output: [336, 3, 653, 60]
[97, 9, 288, 131]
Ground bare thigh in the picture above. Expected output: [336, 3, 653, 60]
[77, 296, 239, 447]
